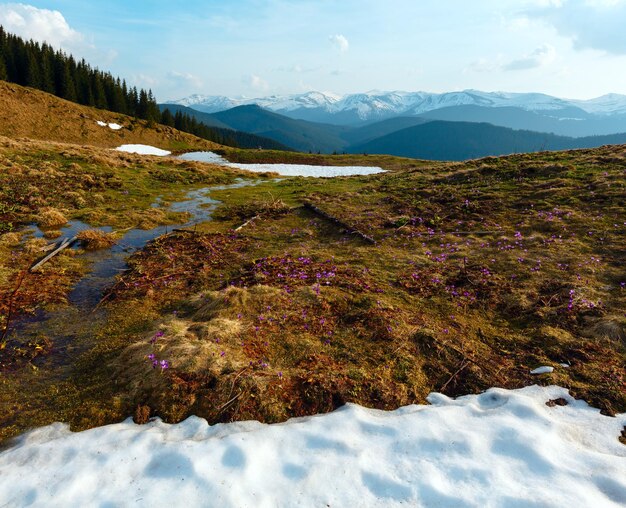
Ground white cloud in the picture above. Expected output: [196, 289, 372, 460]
[466, 45, 556, 73]
[166, 71, 203, 89]
[244, 74, 269, 91]
[503, 44, 556, 70]
[133, 74, 159, 88]
[466, 55, 504, 73]
[527, 0, 626, 54]
[0, 3, 86, 51]
[329, 34, 349, 53]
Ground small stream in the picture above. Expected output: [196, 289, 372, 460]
[9, 153, 382, 353]
[11, 179, 261, 341]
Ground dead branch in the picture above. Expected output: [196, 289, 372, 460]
[303, 201, 377, 244]
[234, 215, 259, 232]
[30, 236, 77, 272]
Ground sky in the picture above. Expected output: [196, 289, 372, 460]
[1, 0, 626, 102]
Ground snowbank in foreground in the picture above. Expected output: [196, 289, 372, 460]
[179, 151, 385, 177]
[116, 144, 171, 156]
[1, 386, 624, 507]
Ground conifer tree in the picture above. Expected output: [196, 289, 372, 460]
[161, 109, 175, 127]
[25, 48, 41, 88]
[0, 56, 6, 81]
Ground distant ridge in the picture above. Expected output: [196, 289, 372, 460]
[348, 120, 626, 161]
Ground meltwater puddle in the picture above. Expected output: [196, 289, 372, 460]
[179, 151, 386, 177]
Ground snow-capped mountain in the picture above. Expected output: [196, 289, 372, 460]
[401, 90, 576, 115]
[167, 90, 626, 124]
[570, 93, 626, 116]
[257, 91, 342, 112]
[168, 91, 341, 115]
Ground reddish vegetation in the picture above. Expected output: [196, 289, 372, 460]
[232, 255, 380, 293]
[109, 231, 250, 301]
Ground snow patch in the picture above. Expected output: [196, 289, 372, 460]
[179, 151, 384, 177]
[530, 366, 555, 375]
[116, 144, 171, 156]
[97, 121, 124, 130]
[0, 386, 624, 507]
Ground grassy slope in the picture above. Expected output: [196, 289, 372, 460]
[1, 137, 624, 442]
[0, 81, 224, 152]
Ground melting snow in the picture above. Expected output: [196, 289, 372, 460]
[97, 121, 124, 130]
[0, 385, 624, 507]
[531, 366, 555, 375]
[116, 144, 172, 156]
[179, 151, 385, 177]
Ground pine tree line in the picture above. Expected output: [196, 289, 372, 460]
[0, 26, 161, 121]
[0, 26, 291, 150]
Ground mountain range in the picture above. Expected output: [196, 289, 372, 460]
[168, 89, 626, 125]
[161, 89, 626, 160]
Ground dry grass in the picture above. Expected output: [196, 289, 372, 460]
[36, 208, 68, 228]
[0, 232, 20, 246]
[0, 81, 224, 151]
[583, 316, 626, 346]
[0, 135, 250, 233]
[214, 198, 293, 222]
[76, 229, 118, 250]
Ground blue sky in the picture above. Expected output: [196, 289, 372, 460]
[1, 0, 626, 101]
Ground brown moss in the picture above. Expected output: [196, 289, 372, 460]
[0, 232, 20, 246]
[36, 208, 68, 228]
[76, 229, 118, 250]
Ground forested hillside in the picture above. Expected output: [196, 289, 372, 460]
[0, 26, 286, 150]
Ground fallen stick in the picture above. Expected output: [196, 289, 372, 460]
[29, 236, 77, 272]
[234, 215, 259, 232]
[439, 359, 470, 393]
[303, 202, 376, 244]
[172, 228, 197, 234]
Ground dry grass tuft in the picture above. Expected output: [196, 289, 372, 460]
[43, 230, 62, 239]
[76, 229, 118, 250]
[23, 238, 48, 254]
[193, 285, 282, 321]
[0, 232, 20, 246]
[583, 316, 626, 346]
[136, 209, 167, 230]
[36, 208, 68, 228]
